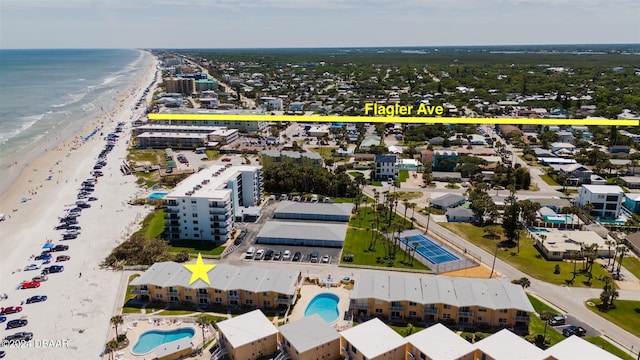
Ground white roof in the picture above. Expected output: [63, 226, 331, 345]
[581, 184, 624, 194]
[340, 318, 406, 358]
[278, 314, 340, 353]
[350, 272, 534, 312]
[217, 309, 278, 348]
[165, 164, 258, 198]
[256, 221, 347, 243]
[474, 329, 544, 359]
[544, 335, 622, 360]
[406, 323, 474, 360]
[152, 335, 194, 358]
[274, 201, 353, 219]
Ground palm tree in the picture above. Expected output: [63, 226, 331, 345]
[105, 339, 119, 360]
[409, 202, 417, 229]
[539, 311, 554, 344]
[196, 315, 213, 352]
[110, 315, 123, 340]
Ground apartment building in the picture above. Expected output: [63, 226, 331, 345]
[216, 310, 279, 360]
[278, 314, 341, 360]
[260, 150, 324, 167]
[151, 108, 269, 132]
[130, 262, 301, 308]
[576, 184, 624, 219]
[341, 318, 406, 360]
[165, 78, 196, 96]
[164, 164, 263, 242]
[349, 273, 533, 328]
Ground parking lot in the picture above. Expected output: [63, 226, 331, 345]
[550, 313, 600, 338]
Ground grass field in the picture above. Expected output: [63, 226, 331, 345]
[585, 299, 640, 338]
[127, 149, 166, 165]
[527, 294, 561, 314]
[121, 274, 142, 314]
[308, 146, 339, 160]
[349, 206, 412, 231]
[539, 174, 559, 186]
[398, 170, 409, 183]
[341, 228, 430, 271]
[440, 223, 610, 288]
[168, 241, 226, 256]
[621, 256, 640, 280]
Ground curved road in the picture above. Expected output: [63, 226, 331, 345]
[364, 186, 640, 356]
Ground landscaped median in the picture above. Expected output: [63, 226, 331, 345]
[439, 223, 611, 288]
[585, 298, 640, 339]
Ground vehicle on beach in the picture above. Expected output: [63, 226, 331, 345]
[26, 295, 47, 304]
[6, 319, 28, 330]
[88, 197, 98, 201]
[62, 233, 78, 240]
[0, 316, 5, 323]
[44, 265, 64, 273]
[24, 264, 40, 271]
[3, 332, 33, 341]
[31, 275, 48, 282]
[20, 281, 40, 289]
[34, 253, 51, 261]
[51, 244, 69, 252]
[56, 255, 70, 262]
[0, 306, 23, 315]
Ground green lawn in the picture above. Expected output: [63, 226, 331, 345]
[621, 256, 640, 280]
[348, 171, 364, 178]
[121, 274, 141, 314]
[584, 337, 635, 360]
[341, 228, 430, 271]
[308, 146, 338, 160]
[539, 174, 559, 186]
[398, 170, 409, 183]
[393, 191, 423, 201]
[389, 324, 426, 337]
[204, 150, 221, 160]
[585, 299, 640, 338]
[144, 209, 165, 239]
[528, 315, 564, 346]
[127, 149, 166, 164]
[349, 206, 412, 231]
[440, 223, 610, 288]
[157, 310, 198, 316]
[527, 294, 561, 314]
[168, 241, 226, 256]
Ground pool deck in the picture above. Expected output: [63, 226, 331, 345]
[103, 316, 211, 360]
[288, 283, 353, 331]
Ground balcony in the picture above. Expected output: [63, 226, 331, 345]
[458, 311, 474, 317]
[423, 308, 439, 315]
[132, 289, 149, 295]
[350, 303, 370, 310]
[167, 290, 179, 296]
[196, 293, 209, 298]
[226, 294, 240, 301]
[514, 315, 531, 322]
[164, 207, 179, 214]
[275, 297, 294, 305]
[389, 305, 404, 311]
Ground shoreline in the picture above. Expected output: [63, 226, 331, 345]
[0, 51, 161, 360]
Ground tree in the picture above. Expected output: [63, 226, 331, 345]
[519, 200, 540, 227]
[511, 277, 531, 289]
[539, 310, 554, 343]
[502, 194, 522, 252]
[105, 339, 119, 360]
[599, 276, 619, 311]
[483, 225, 502, 240]
[110, 315, 123, 340]
[196, 315, 213, 352]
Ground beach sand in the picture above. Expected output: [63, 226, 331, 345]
[0, 51, 159, 360]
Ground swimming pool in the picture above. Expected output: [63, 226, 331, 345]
[147, 192, 168, 200]
[304, 293, 339, 323]
[403, 234, 460, 264]
[529, 228, 549, 234]
[131, 327, 195, 355]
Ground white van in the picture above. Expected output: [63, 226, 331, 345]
[245, 247, 255, 259]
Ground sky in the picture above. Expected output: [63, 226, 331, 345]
[0, 0, 639, 49]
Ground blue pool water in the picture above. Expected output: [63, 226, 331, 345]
[404, 234, 460, 264]
[131, 327, 195, 355]
[147, 192, 168, 200]
[529, 228, 549, 234]
[304, 293, 339, 323]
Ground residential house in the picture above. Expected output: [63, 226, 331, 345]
[433, 150, 458, 171]
[621, 176, 640, 189]
[430, 193, 466, 210]
[340, 318, 407, 360]
[556, 130, 575, 144]
[624, 193, 640, 214]
[278, 314, 341, 360]
[531, 230, 612, 260]
[551, 163, 593, 184]
[576, 184, 624, 219]
[609, 145, 631, 158]
[129, 263, 301, 308]
[349, 273, 533, 328]
[359, 136, 381, 151]
[527, 198, 571, 213]
[445, 207, 475, 223]
[216, 309, 279, 360]
[374, 154, 398, 180]
[428, 136, 445, 146]
[550, 142, 576, 157]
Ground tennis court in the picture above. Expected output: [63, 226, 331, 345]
[401, 233, 459, 264]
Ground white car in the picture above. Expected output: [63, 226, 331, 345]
[321, 255, 330, 263]
[282, 250, 291, 261]
[24, 264, 41, 271]
[254, 249, 265, 260]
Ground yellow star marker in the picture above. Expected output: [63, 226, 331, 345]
[183, 253, 216, 285]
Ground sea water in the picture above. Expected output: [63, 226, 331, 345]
[0, 49, 151, 192]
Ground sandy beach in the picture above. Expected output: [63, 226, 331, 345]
[0, 51, 159, 360]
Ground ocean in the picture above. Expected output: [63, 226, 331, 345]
[0, 49, 151, 192]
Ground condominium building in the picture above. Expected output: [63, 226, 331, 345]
[349, 273, 533, 328]
[151, 108, 269, 132]
[341, 318, 406, 360]
[278, 314, 341, 360]
[165, 78, 196, 96]
[133, 125, 239, 149]
[216, 310, 279, 360]
[576, 184, 624, 219]
[260, 150, 324, 167]
[164, 164, 263, 242]
[130, 262, 301, 308]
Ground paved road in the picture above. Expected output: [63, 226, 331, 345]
[363, 186, 640, 356]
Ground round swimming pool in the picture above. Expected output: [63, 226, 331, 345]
[304, 293, 340, 323]
[131, 327, 195, 355]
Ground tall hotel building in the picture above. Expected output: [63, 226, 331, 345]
[164, 164, 263, 242]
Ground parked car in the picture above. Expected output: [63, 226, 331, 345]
[0, 350, 5, 358]
[43, 265, 64, 274]
[0, 307, 23, 315]
[6, 319, 28, 330]
[20, 281, 40, 289]
[254, 249, 265, 260]
[24, 264, 40, 271]
[34, 253, 52, 261]
[549, 314, 567, 326]
[3, 332, 33, 341]
[264, 249, 274, 260]
[88, 197, 98, 201]
[562, 325, 586, 337]
[273, 250, 282, 260]
[26, 295, 47, 304]
[221, 158, 231, 162]
[31, 275, 48, 282]
[0, 316, 6, 323]
[62, 233, 78, 240]
[292, 251, 302, 262]
[310, 251, 319, 263]
[321, 254, 330, 263]
[51, 244, 69, 252]
[56, 255, 70, 262]
[282, 250, 291, 261]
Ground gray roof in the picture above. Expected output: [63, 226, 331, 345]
[130, 262, 300, 295]
[538, 207, 557, 217]
[278, 314, 340, 353]
[274, 201, 353, 218]
[217, 309, 278, 348]
[256, 221, 347, 243]
[527, 197, 571, 209]
[445, 207, 474, 218]
[431, 193, 465, 208]
[621, 176, 640, 184]
[351, 273, 534, 312]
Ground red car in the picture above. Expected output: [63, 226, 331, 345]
[221, 158, 231, 162]
[20, 281, 40, 289]
[0, 306, 23, 315]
